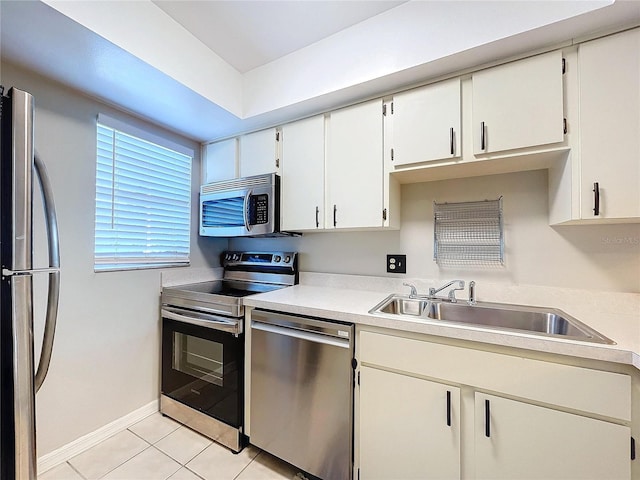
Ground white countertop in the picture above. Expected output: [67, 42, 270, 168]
[243, 273, 640, 370]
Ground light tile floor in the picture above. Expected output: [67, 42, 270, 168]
[38, 413, 301, 480]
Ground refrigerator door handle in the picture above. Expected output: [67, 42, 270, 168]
[33, 152, 60, 392]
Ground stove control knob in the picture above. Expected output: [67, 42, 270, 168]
[284, 256, 291, 263]
[274, 255, 281, 262]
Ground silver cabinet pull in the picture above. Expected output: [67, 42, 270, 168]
[480, 121, 486, 151]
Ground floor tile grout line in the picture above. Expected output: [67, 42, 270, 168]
[140, 422, 213, 467]
[96, 444, 154, 480]
[232, 449, 262, 480]
[178, 442, 214, 468]
[181, 464, 207, 480]
[66, 460, 88, 480]
[127, 419, 182, 446]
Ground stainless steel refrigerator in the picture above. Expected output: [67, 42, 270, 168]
[0, 86, 60, 479]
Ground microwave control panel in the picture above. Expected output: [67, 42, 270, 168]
[249, 194, 269, 225]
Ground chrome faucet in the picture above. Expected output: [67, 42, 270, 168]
[468, 280, 476, 306]
[403, 282, 418, 298]
[429, 280, 465, 303]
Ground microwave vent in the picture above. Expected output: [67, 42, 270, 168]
[201, 173, 275, 194]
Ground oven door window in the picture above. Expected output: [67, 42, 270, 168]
[162, 318, 243, 428]
[173, 333, 223, 386]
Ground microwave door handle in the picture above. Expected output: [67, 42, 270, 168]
[243, 189, 252, 232]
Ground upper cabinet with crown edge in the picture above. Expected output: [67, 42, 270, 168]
[388, 49, 569, 184]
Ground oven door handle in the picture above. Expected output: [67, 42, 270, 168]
[162, 306, 241, 335]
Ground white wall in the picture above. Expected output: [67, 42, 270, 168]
[231, 169, 640, 294]
[1, 61, 227, 456]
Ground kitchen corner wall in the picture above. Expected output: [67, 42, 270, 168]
[1, 62, 227, 456]
[231, 169, 640, 294]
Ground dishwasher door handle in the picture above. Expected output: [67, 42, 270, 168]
[252, 320, 350, 349]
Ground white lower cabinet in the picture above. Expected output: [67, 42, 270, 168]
[357, 330, 634, 480]
[359, 366, 461, 479]
[475, 392, 630, 480]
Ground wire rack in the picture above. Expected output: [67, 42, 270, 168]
[433, 197, 504, 266]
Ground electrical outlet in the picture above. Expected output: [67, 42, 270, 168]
[386, 254, 406, 274]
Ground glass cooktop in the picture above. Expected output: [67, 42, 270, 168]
[171, 279, 283, 298]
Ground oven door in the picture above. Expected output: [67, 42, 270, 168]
[161, 313, 243, 429]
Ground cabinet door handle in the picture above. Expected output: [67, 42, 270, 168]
[333, 204, 337, 227]
[450, 128, 455, 155]
[480, 121, 486, 151]
[315, 206, 319, 228]
[446, 390, 452, 426]
[593, 182, 600, 216]
[485, 399, 491, 437]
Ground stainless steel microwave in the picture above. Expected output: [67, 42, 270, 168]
[199, 173, 280, 237]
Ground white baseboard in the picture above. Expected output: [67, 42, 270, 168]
[37, 399, 159, 474]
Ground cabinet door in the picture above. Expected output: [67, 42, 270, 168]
[393, 78, 461, 165]
[326, 100, 383, 229]
[202, 138, 237, 183]
[359, 366, 460, 479]
[280, 116, 325, 230]
[472, 50, 564, 154]
[239, 128, 278, 178]
[475, 393, 630, 480]
[579, 29, 640, 220]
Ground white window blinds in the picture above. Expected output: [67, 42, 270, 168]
[94, 120, 192, 271]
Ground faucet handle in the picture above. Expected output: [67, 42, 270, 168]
[403, 282, 418, 298]
[468, 280, 476, 305]
[447, 280, 465, 302]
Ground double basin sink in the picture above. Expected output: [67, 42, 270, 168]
[369, 295, 614, 344]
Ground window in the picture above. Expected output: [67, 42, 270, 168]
[94, 115, 193, 271]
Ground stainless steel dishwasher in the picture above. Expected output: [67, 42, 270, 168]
[250, 309, 354, 480]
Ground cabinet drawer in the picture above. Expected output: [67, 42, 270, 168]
[359, 331, 631, 420]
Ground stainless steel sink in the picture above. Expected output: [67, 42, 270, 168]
[369, 295, 614, 344]
[377, 297, 431, 316]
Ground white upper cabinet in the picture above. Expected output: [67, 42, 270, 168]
[326, 99, 384, 229]
[391, 78, 461, 166]
[202, 138, 237, 184]
[578, 28, 640, 220]
[280, 115, 325, 231]
[472, 50, 565, 155]
[238, 128, 279, 178]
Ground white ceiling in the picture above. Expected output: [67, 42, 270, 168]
[151, 0, 407, 73]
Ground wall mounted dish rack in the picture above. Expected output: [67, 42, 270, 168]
[433, 197, 504, 266]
